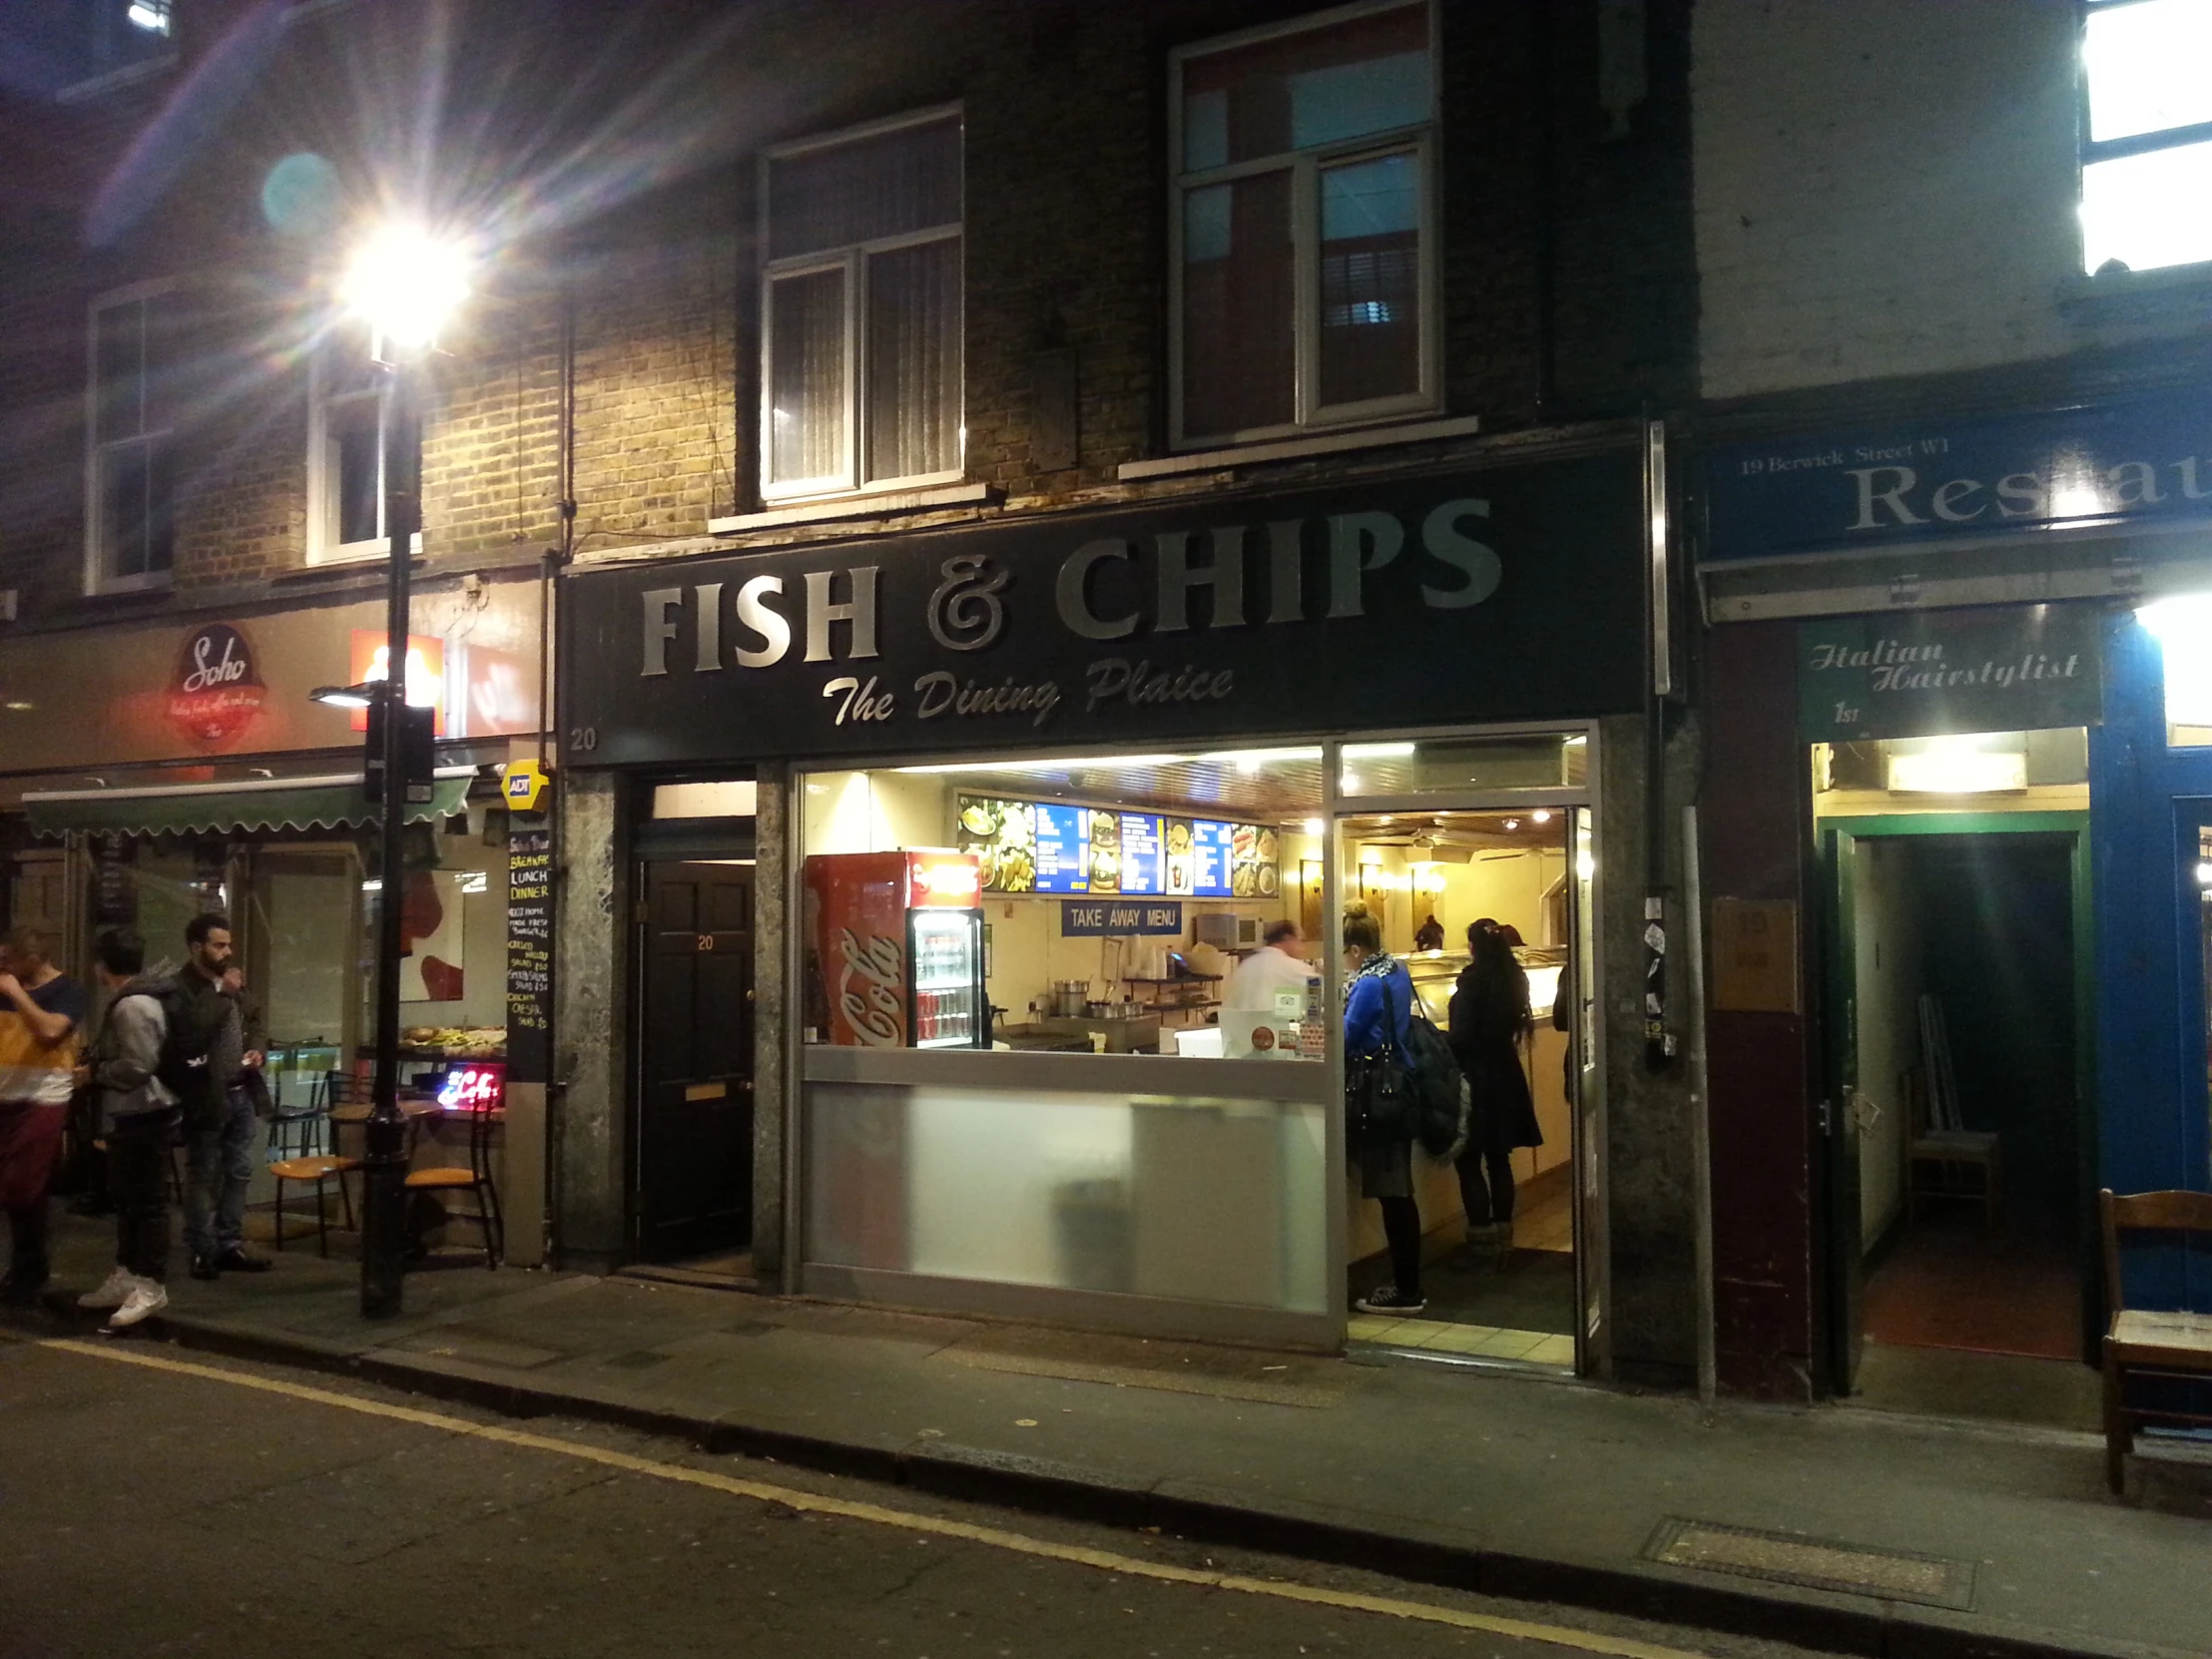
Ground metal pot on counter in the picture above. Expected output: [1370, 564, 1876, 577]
[1050, 980, 1090, 1019]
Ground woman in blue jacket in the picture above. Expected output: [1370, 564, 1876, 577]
[1343, 904, 1423, 1315]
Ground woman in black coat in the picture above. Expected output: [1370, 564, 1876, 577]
[1446, 922, 1543, 1259]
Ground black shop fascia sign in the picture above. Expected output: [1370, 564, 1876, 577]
[562, 447, 1645, 766]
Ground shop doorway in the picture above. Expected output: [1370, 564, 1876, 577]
[1821, 818, 2095, 1423]
[634, 858, 756, 1264]
[1338, 807, 1591, 1372]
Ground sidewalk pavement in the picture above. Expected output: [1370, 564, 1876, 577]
[10, 1213, 2209, 1659]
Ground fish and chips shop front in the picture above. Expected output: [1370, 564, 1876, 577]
[559, 434, 1681, 1365]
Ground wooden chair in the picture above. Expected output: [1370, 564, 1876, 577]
[267, 1071, 365, 1256]
[1904, 1064, 2002, 1228]
[404, 1102, 503, 1268]
[2098, 1187, 2212, 1493]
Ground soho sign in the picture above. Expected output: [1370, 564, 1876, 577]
[636, 500, 1501, 732]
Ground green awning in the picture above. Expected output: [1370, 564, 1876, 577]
[21, 769, 475, 838]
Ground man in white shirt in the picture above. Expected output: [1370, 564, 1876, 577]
[1219, 919, 1316, 1058]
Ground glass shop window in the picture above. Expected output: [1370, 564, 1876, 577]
[799, 749, 1325, 1057]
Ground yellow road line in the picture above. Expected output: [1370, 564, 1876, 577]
[36, 1337, 1706, 1659]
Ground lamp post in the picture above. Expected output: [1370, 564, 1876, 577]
[338, 225, 468, 1319]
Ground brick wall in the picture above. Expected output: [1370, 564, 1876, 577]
[1, 0, 1697, 612]
[1693, 0, 2083, 401]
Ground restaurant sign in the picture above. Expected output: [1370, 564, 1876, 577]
[1797, 604, 2101, 742]
[561, 450, 1645, 765]
[166, 622, 267, 749]
[1704, 388, 2212, 565]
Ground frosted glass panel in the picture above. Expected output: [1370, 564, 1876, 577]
[805, 1080, 1327, 1312]
[264, 870, 353, 1044]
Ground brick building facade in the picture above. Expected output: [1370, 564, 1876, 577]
[2, 0, 1708, 1382]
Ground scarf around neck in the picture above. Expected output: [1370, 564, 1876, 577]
[1353, 950, 1398, 984]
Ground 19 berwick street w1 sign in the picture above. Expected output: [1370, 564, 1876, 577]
[559, 449, 1644, 765]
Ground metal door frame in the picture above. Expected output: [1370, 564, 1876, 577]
[776, 719, 1607, 1358]
[1330, 722, 1605, 1376]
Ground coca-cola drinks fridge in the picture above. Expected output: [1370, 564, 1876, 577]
[805, 851, 986, 1048]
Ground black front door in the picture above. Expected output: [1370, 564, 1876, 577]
[636, 859, 755, 1261]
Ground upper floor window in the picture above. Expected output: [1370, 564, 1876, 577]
[761, 109, 963, 500]
[1170, 0, 1436, 450]
[308, 336, 419, 563]
[2081, 0, 2212, 274]
[86, 283, 176, 593]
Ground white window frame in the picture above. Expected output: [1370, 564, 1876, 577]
[305, 338, 421, 565]
[1168, 0, 1441, 453]
[758, 104, 966, 504]
[84, 278, 177, 596]
[2078, 0, 2212, 276]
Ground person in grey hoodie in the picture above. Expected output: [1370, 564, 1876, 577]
[75, 927, 176, 1333]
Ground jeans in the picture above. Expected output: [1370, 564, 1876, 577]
[0, 1099, 66, 1288]
[185, 1088, 258, 1260]
[107, 1110, 177, 1283]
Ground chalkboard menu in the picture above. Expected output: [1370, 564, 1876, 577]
[505, 819, 552, 1083]
[92, 834, 138, 928]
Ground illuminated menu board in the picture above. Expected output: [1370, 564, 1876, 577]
[1030, 803, 1089, 893]
[1118, 813, 1165, 894]
[1190, 820, 1237, 897]
[960, 795, 1276, 899]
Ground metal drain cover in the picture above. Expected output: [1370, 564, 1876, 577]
[1643, 1518, 1975, 1610]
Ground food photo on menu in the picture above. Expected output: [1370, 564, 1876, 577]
[1165, 818, 1196, 894]
[957, 797, 1037, 893]
[1087, 811, 1120, 894]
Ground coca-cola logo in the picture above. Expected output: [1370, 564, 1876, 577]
[832, 927, 905, 1047]
[166, 622, 267, 747]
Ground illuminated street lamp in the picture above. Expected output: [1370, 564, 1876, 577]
[339, 222, 468, 1319]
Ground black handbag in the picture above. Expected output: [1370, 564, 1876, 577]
[1347, 1040, 1413, 1147]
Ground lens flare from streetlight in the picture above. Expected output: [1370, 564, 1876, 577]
[340, 225, 470, 350]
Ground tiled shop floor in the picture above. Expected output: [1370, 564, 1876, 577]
[1348, 1314, 1575, 1369]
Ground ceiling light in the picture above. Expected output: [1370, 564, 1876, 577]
[309, 683, 376, 710]
[1302, 818, 1324, 835]
[1531, 809, 1552, 824]
[1198, 746, 1320, 768]
[1885, 736, 2027, 794]
[1342, 742, 1415, 759]
[891, 754, 1192, 775]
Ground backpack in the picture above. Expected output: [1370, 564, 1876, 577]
[153, 979, 230, 1127]
[1403, 1009, 1469, 1159]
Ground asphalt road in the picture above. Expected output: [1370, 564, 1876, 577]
[0, 1332, 1815, 1659]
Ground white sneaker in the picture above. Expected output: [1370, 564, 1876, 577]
[77, 1267, 135, 1310]
[102, 1279, 168, 1332]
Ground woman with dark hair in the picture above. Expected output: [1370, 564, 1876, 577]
[1342, 904, 1423, 1314]
[1447, 922, 1543, 1263]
